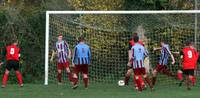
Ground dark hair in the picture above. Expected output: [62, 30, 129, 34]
[78, 36, 84, 42]
[133, 33, 138, 37]
[58, 34, 62, 37]
[133, 35, 139, 43]
[186, 41, 193, 46]
[160, 40, 167, 44]
[12, 38, 18, 44]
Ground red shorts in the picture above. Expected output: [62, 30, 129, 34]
[133, 68, 146, 75]
[154, 64, 169, 73]
[57, 61, 70, 70]
[73, 64, 88, 74]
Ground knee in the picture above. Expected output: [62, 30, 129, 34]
[83, 74, 88, 78]
[143, 74, 147, 78]
[5, 70, 10, 75]
[58, 70, 62, 73]
[73, 74, 78, 78]
[66, 68, 70, 73]
[126, 69, 132, 75]
[152, 70, 157, 76]
[135, 76, 139, 80]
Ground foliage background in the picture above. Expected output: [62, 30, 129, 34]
[0, 0, 200, 83]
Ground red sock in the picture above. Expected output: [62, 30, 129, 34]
[57, 73, 62, 82]
[133, 76, 138, 87]
[139, 76, 145, 87]
[73, 77, 78, 85]
[2, 73, 9, 86]
[15, 71, 23, 85]
[67, 72, 73, 82]
[83, 78, 88, 88]
[124, 75, 130, 85]
[191, 76, 196, 86]
[135, 78, 142, 91]
[177, 70, 183, 80]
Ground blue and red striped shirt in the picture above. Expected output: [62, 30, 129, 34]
[72, 42, 91, 65]
[55, 41, 69, 63]
[159, 44, 172, 66]
[131, 43, 148, 69]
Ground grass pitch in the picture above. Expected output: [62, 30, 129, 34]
[0, 83, 200, 98]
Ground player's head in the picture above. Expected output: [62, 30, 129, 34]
[185, 41, 193, 47]
[132, 33, 138, 39]
[12, 39, 18, 45]
[133, 35, 139, 43]
[58, 34, 63, 41]
[160, 40, 166, 46]
[78, 36, 84, 43]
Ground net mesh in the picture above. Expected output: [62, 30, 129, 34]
[48, 13, 200, 86]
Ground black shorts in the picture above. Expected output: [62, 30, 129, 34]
[6, 60, 20, 71]
[183, 69, 194, 76]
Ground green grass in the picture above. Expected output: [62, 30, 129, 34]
[0, 83, 200, 98]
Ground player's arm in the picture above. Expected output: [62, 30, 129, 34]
[153, 47, 162, 51]
[88, 47, 92, 65]
[144, 48, 149, 58]
[179, 51, 184, 69]
[129, 48, 134, 64]
[65, 41, 71, 59]
[72, 47, 77, 67]
[128, 42, 132, 61]
[166, 47, 175, 65]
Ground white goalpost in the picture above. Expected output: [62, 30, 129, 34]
[45, 10, 200, 85]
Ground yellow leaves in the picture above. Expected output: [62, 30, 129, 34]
[69, 0, 124, 10]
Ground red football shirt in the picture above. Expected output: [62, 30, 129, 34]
[181, 47, 199, 69]
[6, 45, 20, 61]
[129, 39, 144, 46]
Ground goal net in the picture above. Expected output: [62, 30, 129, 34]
[45, 11, 200, 86]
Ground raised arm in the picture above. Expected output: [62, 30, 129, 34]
[166, 47, 175, 65]
[153, 47, 162, 51]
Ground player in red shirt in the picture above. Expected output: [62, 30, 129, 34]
[179, 41, 199, 90]
[0, 39, 23, 88]
[124, 33, 146, 90]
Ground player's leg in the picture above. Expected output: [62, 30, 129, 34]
[177, 69, 185, 87]
[133, 69, 142, 91]
[162, 66, 176, 78]
[187, 70, 195, 89]
[177, 70, 183, 81]
[142, 68, 153, 91]
[139, 76, 146, 90]
[13, 60, 23, 87]
[152, 64, 162, 86]
[72, 65, 80, 89]
[191, 76, 196, 86]
[57, 63, 63, 84]
[64, 61, 73, 82]
[82, 64, 89, 89]
[2, 69, 10, 88]
[152, 69, 158, 86]
[124, 67, 132, 85]
[133, 75, 138, 90]
[2, 61, 12, 88]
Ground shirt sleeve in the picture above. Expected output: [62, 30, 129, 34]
[128, 42, 132, 50]
[72, 47, 77, 64]
[165, 46, 172, 55]
[144, 48, 149, 57]
[88, 47, 91, 60]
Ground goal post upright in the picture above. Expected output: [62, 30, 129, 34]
[45, 12, 50, 85]
[45, 10, 200, 85]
